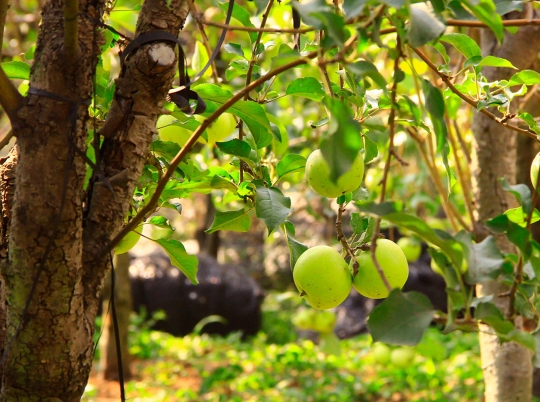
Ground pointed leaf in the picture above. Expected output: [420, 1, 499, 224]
[254, 181, 292, 235]
[367, 290, 435, 346]
[156, 238, 199, 284]
[206, 209, 252, 233]
[283, 221, 308, 269]
[440, 33, 481, 59]
[286, 77, 326, 101]
[407, 3, 446, 47]
[1, 61, 31, 80]
[277, 154, 306, 178]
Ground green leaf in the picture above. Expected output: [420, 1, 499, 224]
[286, 77, 326, 101]
[310, 11, 347, 46]
[150, 140, 181, 161]
[505, 207, 540, 227]
[1, 61, 31, 80]
[216, 139, 252, 158]
[254, 181, 292, 235]
[367, 290, 435, 346]
[486, 214, 532, 260]
[342, 0, 367, 19]
[224, 42, 245, 58]
[500, 177, 532, 214]
[363, 134, 379, 164]
[462, 236, 504, 284]
[291, 0, 330, 30]
[346, 61, 387, 90]
[206, 209, 252, 233]
[218, 2, 257, 43]
[155, 238, 199, 285]
[440, 33, 481, 59]
[195, 84, 272, 148]
[357, 202, 465, 269]
[422, 79, 455, 193]
[149, 216, 172, 229]
[406, 3, 446, 48]
[461, 0, 504, 43]
[276, 154, 306, 178]
[350, 212, 369, 234]
[283, 221, 308, 269]
[475, 302, 514, 334]
[509, 70, 540, 86]
[478, 56, 517, 69]
[320, 97, 363, 182]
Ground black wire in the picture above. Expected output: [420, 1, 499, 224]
[109, 252, 126, 402]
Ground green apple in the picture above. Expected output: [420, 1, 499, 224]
[351, 238, 409, 299]
[531, 153, 540, 188]
[208, 113, 237, 143]
[115, 224, 143, 255]
[305, 149, 364, 198]
[157, 115, 203, 146]
[292, 309, 316, 331]
[293, 245, 352, 310]
[390, 347, 415, 368]
[372, 343, 391, 364]
[430, 255, 467, 275]
[397, 236, 421, 262]
[312, 310, 337, 333]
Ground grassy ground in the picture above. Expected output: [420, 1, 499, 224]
[84, 292, 486, 401]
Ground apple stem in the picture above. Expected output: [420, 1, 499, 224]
[370, 220, 393, 293]
[336, 202, 360, 276]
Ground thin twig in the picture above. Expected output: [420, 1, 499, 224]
[336, 202, 359, 274]
[412, 47, 537, 140]
[187, 0, 220, 83]
[367, 37, 403, 293]
[199, 19, 314, 34]
[446, 115, 475, 226]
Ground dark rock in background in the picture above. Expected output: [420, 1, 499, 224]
[129, 252, 265, 338]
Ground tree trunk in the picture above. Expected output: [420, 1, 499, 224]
[100, 253, 132, 381]
[472, 14, 540, 402]
[0, 0, 189, 398]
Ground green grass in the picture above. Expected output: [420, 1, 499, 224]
[84, 293, 487, 401]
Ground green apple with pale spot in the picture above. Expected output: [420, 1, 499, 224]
[293, 245, 352, 310]
[305, 149, 364, 198]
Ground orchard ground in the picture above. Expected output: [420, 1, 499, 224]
[84, 292, 505, 402]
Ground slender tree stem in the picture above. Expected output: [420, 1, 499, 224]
[368, 38, 403, 293]
[64, 0, 79, 60]
[187, 0, 219, 83]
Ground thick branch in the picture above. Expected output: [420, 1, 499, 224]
[0, 67, 23, 122]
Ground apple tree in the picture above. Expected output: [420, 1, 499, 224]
[2, 0, 540, 399]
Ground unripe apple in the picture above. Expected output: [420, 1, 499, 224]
[397, 236, 421, 262]
[372, 343, 391, 364]
[157, 115, 204, 146]
[351, 239, 409, 299]
[195, 113, 237, 144]
[390, 347, 415, 368]
[305, 149, 364, 198]
[292, 309, 316, 330]
[531, 153, 540, 188]
[312, 310, 337, 333]
[293, 245, 352, 310]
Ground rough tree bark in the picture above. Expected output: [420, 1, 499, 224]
[0, 0, 190, 398]
[472, 13, 540, 402]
